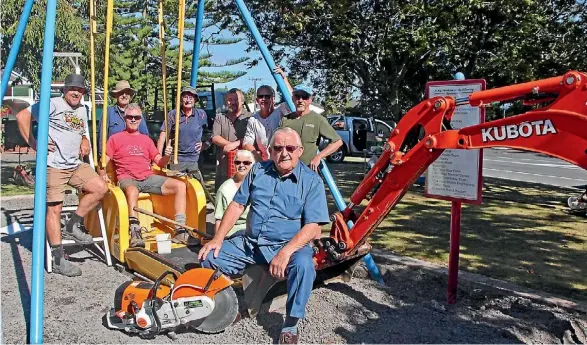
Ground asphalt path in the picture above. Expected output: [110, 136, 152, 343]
[482, 148, 587, 189]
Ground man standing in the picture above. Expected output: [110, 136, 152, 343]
[211, 88, 251, 190]
[199, 127, 329, 344]
[157, 86, 208, 181]
[279, 85, 342, 171]
[100, 104, 190, 245]
[16, 74, 108, 276]
[97, 80, 149, 153]
[243, 67, 292, 161]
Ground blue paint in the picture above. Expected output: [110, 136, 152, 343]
[232, 0, 294, 112]
[0, 0, 35, 101]
[30, 0, 58, 342]
[189, 0, 205, 87]
[233, 0, 384, 286]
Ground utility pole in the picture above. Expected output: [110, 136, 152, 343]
[250, 77, 261, 111]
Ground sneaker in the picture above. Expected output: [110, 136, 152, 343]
[63, 221, 94, 245]
[130, 224, 145, 248]
[278, 331, 299, 344]
[52, 256, 82, 277]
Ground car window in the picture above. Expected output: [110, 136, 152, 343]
[374, 120, 391, 138]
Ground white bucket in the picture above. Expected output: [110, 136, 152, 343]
[156, 233, 172, 254]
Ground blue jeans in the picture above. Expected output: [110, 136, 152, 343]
[200, 234, 316, 318]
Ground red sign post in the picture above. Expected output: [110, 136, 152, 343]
[424, 79, 486, 304]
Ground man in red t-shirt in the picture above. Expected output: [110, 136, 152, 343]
[99, 103, 191, 247]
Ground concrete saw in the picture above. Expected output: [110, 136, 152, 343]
[106, 267, 238, 338]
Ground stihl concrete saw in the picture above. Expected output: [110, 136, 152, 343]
[106, 267, 238, 338]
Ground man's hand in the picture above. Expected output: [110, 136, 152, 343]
[269, 247, 293, 280]
[80, 137, 91, 156]
[309, 156, 321, 172]
[195, 142, 202, 153]
[198, 238, 224, 261]
[164, 142, 173, 156]
[223, 141, 239, 153]
[98, 169, 111, 184]
[273, 65, 286, 77]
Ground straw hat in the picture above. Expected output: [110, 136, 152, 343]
[109, 80, 136, 97]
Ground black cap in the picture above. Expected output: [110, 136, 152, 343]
[62, 74, 87, 92]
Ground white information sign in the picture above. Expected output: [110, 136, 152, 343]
[425, 81, 485, 204]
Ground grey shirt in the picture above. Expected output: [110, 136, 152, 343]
[29, 97, 88, 169]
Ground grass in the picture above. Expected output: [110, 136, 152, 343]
[319, 160, 587, 302]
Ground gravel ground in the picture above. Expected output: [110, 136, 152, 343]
[2, 222, 586, 344]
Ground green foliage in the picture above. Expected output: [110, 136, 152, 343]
[2, 0, 249, 111]
[212, 0, 587, 120]
[1, 0, 89, 89]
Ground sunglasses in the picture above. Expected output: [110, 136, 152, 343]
[293, 93, 311, 100]
[125, 115, 142, 121]
[234, 160, 252, 166]
[257, 94, 273, 100]
[272, 145, 298, 153]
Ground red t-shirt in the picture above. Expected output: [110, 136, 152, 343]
[106, 131, 159, 181]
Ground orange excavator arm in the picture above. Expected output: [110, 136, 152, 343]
[314, 71, 587, 269]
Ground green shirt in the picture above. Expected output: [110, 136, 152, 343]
[214, 178, 249, 237]
[279, 111, 341, 165]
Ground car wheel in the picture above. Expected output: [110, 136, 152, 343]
[327, 147, 346, 163]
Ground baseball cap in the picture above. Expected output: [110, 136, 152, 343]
[292, 84, 313, 96]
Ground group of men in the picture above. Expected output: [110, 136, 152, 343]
[17, 68, 343, 343]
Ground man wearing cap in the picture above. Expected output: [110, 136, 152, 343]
[279, 85, 342, 171]
[16, 73, 108, 277]
[243, 66, 293, 161]
[97, 80, 149, 154]
[156, 86, 208, 181]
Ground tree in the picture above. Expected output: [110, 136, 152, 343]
[1, 0, 88, 89]
[211, 0, 587, 120]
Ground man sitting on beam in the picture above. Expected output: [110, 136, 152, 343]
[98, 103, 192, 247]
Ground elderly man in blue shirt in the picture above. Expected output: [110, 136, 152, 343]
[199, 127, 329, 344]
[97, 80, 149, 153]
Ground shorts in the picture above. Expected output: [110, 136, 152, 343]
[47, 163, 98, 203]
[170, 161, 203, 182]
[118, 174, 168, 194]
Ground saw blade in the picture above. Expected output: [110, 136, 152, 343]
[189, 287, 238, 334]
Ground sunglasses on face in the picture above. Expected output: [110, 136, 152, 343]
[293, 93, 310, 100]
[125, 115, 142, 121]
[234, 160, 252, 166]
[257, 94, 273, 100]
[272, 145, 298, 153]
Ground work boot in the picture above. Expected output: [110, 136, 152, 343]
[172, 228, 199, 246]
[130, 223, 145, 248]
[51, 246, 82, 277]
[63, 217, 94, 245]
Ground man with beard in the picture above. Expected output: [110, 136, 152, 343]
[279, 85, 342, 171]
[97, 80, 149, 153]
[16, 74, 108, 276]
[157, 86, 208, 182]
[211, 88, 252, 190]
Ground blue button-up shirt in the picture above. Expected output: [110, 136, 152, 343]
[233, 161, 330, 261]
[162, 108, 207, 162]
[97, 105, 149, 153]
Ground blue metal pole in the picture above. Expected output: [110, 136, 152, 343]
[232, 0, 294, 111]
[0, 0, 35, 101]
[320, 162, 385, 285]
[233, 0, 384, 285]
[189, 0, 205, 87]
[29, 0, 58, 342]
